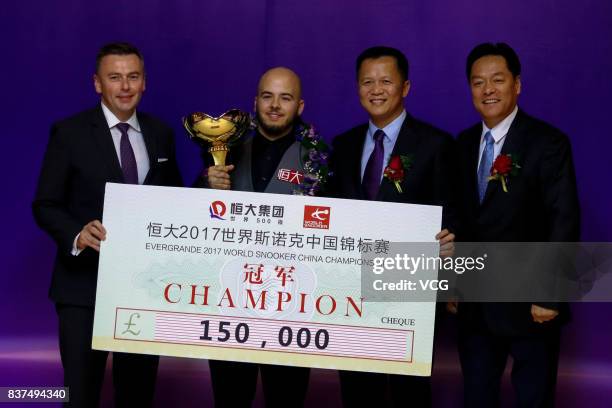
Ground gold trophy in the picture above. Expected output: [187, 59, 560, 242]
[183, 109, 251, 166]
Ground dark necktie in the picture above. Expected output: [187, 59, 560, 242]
[116, 122, 138, 184]
[362, 129, 385, 200]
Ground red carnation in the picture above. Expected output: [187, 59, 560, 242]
[388, 155, 403, 171]
[384, 166, 404, 181]
[487, 153, 521, 193]
[383, 154, 413, 193]
[491, 154, 512, 175]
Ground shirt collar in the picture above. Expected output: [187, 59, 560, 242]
[368, 110, 406, 143]
[481, 105, 518, 143]
[101, 102, 141, 132]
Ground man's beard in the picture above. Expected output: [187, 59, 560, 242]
[256, 109, 298, 138]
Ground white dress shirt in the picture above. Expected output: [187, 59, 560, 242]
[477, 105, 518, 173]
[101, 103, 150, 184]
[360, 110, 407, 182]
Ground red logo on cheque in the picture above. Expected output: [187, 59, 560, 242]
[303, 205, 331, 229]
[209, 200, 226, 220]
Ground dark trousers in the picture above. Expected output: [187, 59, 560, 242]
[339, 371, 431, 408]
[458, 327, 561, 408]
[209, 360, 310, 407]
[56, 304, 159, 408]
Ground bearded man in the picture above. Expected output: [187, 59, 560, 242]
[195, 66, 326, 407]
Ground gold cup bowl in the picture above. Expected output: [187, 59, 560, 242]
[183, 109, 251, 166]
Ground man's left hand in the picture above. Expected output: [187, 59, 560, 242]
[436, 229, 455, 258]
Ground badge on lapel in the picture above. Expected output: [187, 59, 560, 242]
[277, 168, 304, 185]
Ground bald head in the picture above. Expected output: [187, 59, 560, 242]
[257, 67, 302, 99]
[254, 67, 304, 140]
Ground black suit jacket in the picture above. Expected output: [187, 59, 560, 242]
[329, 112, 459, 232]
[33, 105, 183, 307]
[456, 109, 580, 335]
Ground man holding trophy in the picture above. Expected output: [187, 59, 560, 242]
[190, 66, 326, 407]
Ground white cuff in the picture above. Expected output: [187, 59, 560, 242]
[71, 233, 83, 256]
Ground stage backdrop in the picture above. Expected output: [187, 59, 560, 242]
[1, 0, 611, 391]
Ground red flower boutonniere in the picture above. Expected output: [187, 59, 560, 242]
[384, 154, 413, 193]
[488, 154, 521, 192]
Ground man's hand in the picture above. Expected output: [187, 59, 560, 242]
[207, 165, 235, 190]
[436, 229, 455, 258]
[531, 304, 559, 323]
[76, 220, 107, 252]
[446, 300, 458, 314]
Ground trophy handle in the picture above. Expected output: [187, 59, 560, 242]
[182, 117, 197, 139]
[209, 146, 228, 166]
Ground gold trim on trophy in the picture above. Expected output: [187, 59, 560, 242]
[183, 109, 251, 166]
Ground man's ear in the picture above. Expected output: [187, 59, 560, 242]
[402, 80, 411, 98]
[94, 74, 102, 94]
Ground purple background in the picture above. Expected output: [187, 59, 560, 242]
[2, 0, 611, 406]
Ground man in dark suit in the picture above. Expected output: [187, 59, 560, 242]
[329, 46, 457, 408]
[452, 42, 580, 407]
[33, 42, 182, 407]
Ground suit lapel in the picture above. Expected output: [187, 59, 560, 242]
[264, 141, 302, 194]
[466, 125, 483, 210]
[377, 114, 419, 201]
[90, 106, 124, 183]
[138, 112, 157, 185]
[348, 125, 368, 199]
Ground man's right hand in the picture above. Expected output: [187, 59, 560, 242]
[207, 165, 235, 190]
[76, 220, 107, 252]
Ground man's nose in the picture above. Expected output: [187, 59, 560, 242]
[371, 81, 384, 94]
[483, 81, 495, 95]
[121, 77, 130, 90]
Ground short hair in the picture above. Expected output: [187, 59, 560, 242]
[466, 42, 521, 80]
[96, 42, 144, 73]
[356, 46, 409, 81]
